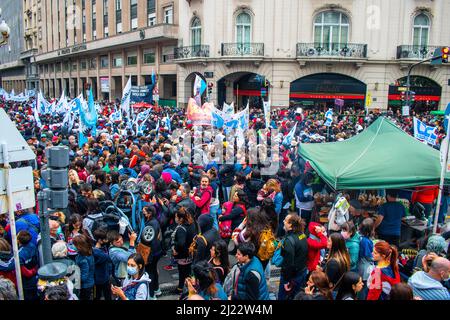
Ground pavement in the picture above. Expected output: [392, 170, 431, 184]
[155, 254, 281, 300]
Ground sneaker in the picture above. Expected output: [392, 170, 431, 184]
[163, 265, 175, 271]
[154, 288, 162, 296]
[148, 296, 157, 300]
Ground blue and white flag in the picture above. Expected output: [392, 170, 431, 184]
[79, 88, 98, 137]
[37, 90, 50, 114]
[110, 109, 122, 122]
[211, 107, 225, 129]
[282, 122, 298, 147]
[263, 100, 271, 129]
[33, 101, 42, 128]
[223, 102, 234, 117]
[414, 117, 438, 146]
[193, 74, 207, 97]
[165, 113, 172, 132]
[324, 109, 333, 127]
[136, 108, 151, 122]
[120, 78, 132, 121]
[55, 91, 66, 114]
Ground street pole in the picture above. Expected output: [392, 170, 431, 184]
[1, 143, 24, 300]
[38, 190, 52, 265]
[433, 115, 450, 234]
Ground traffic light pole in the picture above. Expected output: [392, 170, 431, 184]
[37, 190, 52, 265]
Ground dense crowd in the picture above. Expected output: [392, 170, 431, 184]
[0, 95, 449, 301]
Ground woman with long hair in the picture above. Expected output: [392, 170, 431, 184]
[68, 169, 82, 194]
[335, 271, 364, 300]
[295, 270, 333, 300]
[72, 234, 95, 300]
[219, 189, 249, 233]
[257, 178, 283, 216]
[367, 241, 401, 300]
[172, 207, 197, 294]
[185, 261, 227, 300]
[208, 240, 230, 284]
[324, 233, 351, 290]
[65, 213, 83, 259]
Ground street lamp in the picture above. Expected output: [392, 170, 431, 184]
[0, 8, 11, 49]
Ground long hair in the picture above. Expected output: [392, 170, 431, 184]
[72, 234, 93, 256]
[65, 213, 82, 240]
[374, 241, 399, 275]
[335, 271, 361, 300]
[192, 261, 218, 296]
[327, 233, 351, 274]
[310, 271, 333, 300]
[212, 240, 230, 276]
[246, 208, 270, 248]
[176, 206, 194, 225]
[234, 189, 249, 207]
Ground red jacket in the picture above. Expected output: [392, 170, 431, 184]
[306, 222, 328, 272]
[411, 186, 439, 205]
[367, 266, 400, 300]
[191, 186, 213, 215]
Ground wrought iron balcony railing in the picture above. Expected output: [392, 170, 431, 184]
[396, 45, 440, 60]
[174, 45, 210, 59]
[296, 43, 368, 58]
[221, 43, 264, 57]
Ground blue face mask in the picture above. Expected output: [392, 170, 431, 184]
[127, 266, 138, 276]
[176, 190, 182, 197]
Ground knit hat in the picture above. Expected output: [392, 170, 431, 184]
[161, 172, 172, 185]
[426, 235, 447, 254]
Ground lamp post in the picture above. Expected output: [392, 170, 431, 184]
[0, 8, 11, 49]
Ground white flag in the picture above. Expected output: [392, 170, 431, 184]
[120, 78, 132, 120]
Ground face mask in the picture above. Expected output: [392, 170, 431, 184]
[341, 231, 351, 240]
[177, 190, 182, 197]
[127, 266, 138, 276]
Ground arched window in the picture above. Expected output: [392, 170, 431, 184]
[314, 11, 349, 52]
[191, 17, 201, 47]
[413, 14, 430, 47]
[236, 12, 252, 44]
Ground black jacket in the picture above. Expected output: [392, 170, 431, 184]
[144, 217, 162, 258]
[173, 222, 197, 260]
[219, 204, 245, 231]
[280, 231, 308, 281]
[245, 178, 265, 207]
[193, 215, 220, 263]
[219, 164, 235, 187]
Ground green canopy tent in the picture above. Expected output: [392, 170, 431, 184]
[298, 116, 449, 190]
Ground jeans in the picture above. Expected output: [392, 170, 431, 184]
[146, 253, 162, 296]
[278, 269, 307, 300]
[177, 263, 192, 290]
[209, 204, 220, 231]
[222, 186, 231, 203]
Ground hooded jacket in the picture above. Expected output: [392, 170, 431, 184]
[306, 222, 328, 272]
[193, 215, 220, 263]
[245, 178, 265, 207]
[345, 232, 361, 272]
[121, 272, 151, 300]
[408, 271, 450, 300]
[219, 164, 236, 187]
[191, 186, 214, 216]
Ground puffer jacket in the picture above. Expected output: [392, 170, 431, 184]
[245, 178, 265, 207]
[345, 232, 361, 272]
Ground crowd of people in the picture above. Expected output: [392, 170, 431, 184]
[0, 94, 449, 301]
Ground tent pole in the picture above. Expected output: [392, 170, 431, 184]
[433, 115, 450, 233]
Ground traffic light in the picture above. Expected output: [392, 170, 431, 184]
[409, 91, 416, 102]
[207, 82, 213, 95]
[442, 46, 449, 63]
[400, 91, 406, 102]
[41, 146, 69, 209]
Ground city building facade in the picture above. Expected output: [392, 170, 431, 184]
[35, 0, 178, 103]
[0, 0, 26, 92]
[21, 0, 40, 91]
[175, 0, 450, 111]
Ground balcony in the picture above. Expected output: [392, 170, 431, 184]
[174, 45, 210, 60]
[296, 43, 368, 59]
[396, 45, 440, 60]
[221, 43, 264, 57]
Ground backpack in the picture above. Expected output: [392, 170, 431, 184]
[256, 228, 277, 262]
[271, 237, 295, 267]
[223, 263, 241, 297]
[188, 234, 207, 261]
